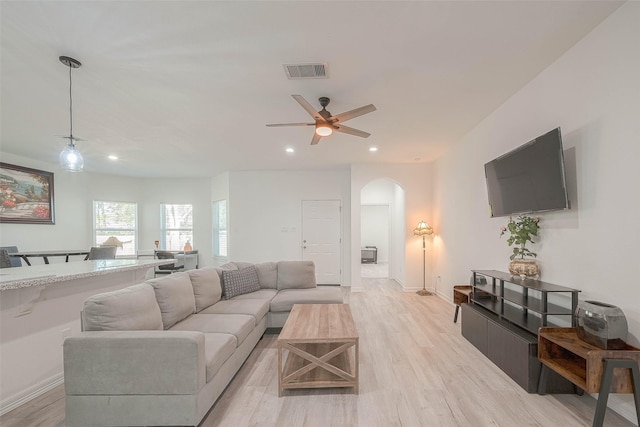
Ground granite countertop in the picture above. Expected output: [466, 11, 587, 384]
[0, 259, 173, 291]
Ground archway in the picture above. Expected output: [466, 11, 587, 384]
[359, 179, 405, 284]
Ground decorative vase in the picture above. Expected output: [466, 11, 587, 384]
[508, 259, 540, 279]
[575, 301, 628, 350]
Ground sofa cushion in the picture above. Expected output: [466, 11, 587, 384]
[277, 260, 317, 290]
[171, 313, 255, 346]
[147, 272, 196, 329]
[231, 261, 254, 270]
[218, 262, 238, 271]
[270, 287, 344, 313]
[203, 333, 237, 382]
[187, 267, 222, 312]
[255, 262, 278, 289]
[199, 298, 270, 326]
[231, 288, 278, 301]
[82, 283, 163, 331]
[222, 266, 261, 300]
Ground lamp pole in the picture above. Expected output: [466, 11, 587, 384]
[417, 234, 432, 296]
[414, 220, 433, 296]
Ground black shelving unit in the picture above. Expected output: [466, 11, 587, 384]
[471, 270, 579, 334]
[461, 270, 580, 393]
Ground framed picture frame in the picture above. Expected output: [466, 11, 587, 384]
[0, 162, 55, 224]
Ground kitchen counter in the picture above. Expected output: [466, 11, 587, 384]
[0, 259, 173, 291]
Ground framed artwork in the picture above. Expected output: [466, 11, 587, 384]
[0, 162, 55, 224]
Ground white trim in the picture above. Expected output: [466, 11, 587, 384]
[0, 372, 64, 416]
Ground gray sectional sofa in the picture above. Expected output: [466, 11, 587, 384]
[63, 260, 343, 427]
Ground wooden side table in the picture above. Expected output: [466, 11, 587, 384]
[453, 285, 472, 323]
[538, 327, 640, 427]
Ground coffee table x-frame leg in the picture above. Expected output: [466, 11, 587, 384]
[278, 340, 359, 396]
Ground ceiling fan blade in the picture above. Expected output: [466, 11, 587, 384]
[334, 124, 371, 138]
[292, 95, 324, 121]
[310, 133, 322, 145]
[329, 104, 377, 123]
[266, 123, 315, 127]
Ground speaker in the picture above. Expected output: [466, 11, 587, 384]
[470, 274, 487, 285]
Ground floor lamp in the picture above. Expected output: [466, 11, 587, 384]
[413, 220, 434, 296]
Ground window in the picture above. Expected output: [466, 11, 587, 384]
[161, 204, 193, 251]
[213, 200, 227, 257]
[93, 201, 137, 256]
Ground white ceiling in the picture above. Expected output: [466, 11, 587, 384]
[0, 1, 622, 178]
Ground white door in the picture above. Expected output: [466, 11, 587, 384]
[302, 200, 341, 285]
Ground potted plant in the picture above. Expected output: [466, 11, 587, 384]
[500, 215, 540, 278]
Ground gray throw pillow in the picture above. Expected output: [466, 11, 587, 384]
[222, 266, 261, 300]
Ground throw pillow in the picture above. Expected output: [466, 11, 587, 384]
[222, 266, 261, 300]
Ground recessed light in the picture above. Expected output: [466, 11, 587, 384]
[285, 147, 294, 153]
[369, 147, 378, 152]
[108, 155, 118, 160]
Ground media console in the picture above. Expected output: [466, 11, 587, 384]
[461, 270, 580, 392]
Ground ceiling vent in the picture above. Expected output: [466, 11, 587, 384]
[283, 63, 328, 79]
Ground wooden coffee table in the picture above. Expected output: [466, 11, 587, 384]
[277, 304, 359, 396]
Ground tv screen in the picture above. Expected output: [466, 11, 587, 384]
[484, 127, 569, 217]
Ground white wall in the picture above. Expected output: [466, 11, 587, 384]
[211, 172, 230, 266]
[432, 3, 640, 422]
[0, 153, 93, 255]
[360, 205, 389, 263]
[227, 170, 351, 283]
[0, 153, 215, 267]
[350, 164, 433, 291]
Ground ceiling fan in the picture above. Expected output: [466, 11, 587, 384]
[266, 95, 377, 145]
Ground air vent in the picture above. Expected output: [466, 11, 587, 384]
[283, 63, 328, 79]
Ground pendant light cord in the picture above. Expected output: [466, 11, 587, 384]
[68, 63, 74, 144]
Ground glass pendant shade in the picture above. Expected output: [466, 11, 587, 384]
[59, 141, 84, 172]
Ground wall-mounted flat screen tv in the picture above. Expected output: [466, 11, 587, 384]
[484, 127, 569, 218]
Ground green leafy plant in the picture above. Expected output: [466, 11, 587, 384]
[500, 215, 540, 260]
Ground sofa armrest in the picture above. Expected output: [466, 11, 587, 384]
[64, 330, 206, 395]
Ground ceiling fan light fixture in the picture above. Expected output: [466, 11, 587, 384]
[315, 125, 333, 137]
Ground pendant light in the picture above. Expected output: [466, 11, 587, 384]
[59, 56, 84, 172]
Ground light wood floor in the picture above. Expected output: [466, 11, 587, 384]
[1, 278, 636, 427]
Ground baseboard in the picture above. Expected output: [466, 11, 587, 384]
[0, 372, 64, 416]
[403, 285, 436, 293]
